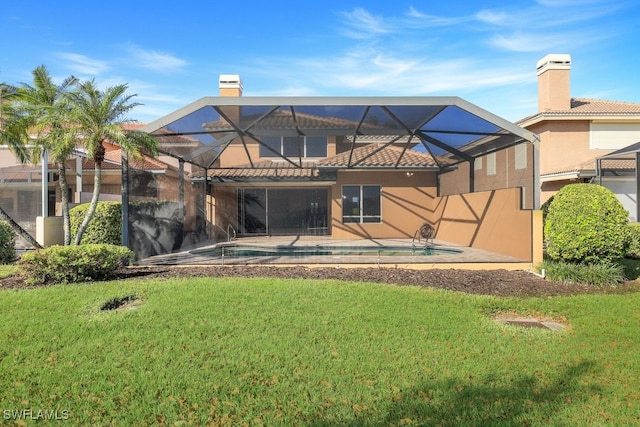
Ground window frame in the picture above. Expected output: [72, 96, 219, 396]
[259, 136, 328, 158]
[341, 184, 381, 224]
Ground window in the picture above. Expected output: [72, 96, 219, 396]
[342, 185, 381, 223]
[515, 144, 527, 170]
[259, 136, 327, 158]
[486, 152, 496, 176]
[474, 157, 482, 171]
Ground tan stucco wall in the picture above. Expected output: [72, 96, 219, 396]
[209, 187, 238, 240]
[207, 173, 537, 261]
[438, 143, 535, 210]
[529, 120, 597, 176]
[432, 187, 533, 260]
[330, 170, 438, 239]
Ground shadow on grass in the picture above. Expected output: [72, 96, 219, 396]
[311, 360, 600, 426]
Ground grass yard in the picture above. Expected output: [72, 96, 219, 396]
[1, 276, 639, 425]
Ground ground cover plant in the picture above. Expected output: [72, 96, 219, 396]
[1, 274, 638, 425]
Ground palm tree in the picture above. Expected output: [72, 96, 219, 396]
[67, 80, 158, 245]
[13, 65, 79, 245]
[0, 82, 43, 249]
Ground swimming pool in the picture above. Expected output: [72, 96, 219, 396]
[191, 245, 462, 258]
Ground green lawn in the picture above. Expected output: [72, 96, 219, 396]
[1, 276, 638, 426]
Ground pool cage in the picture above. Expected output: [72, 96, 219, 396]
[127, 97, 539, 262]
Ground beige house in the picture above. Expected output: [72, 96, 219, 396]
[136, 76, 540, 262]
[518, 54, 640, 218]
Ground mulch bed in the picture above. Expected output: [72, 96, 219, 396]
[3, 265, 639, 297]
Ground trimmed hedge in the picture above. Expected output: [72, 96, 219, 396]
[626, 222, 640, 259]
[544, 184, 630, 264]
[18, 244, 134, 285]
[0, 221, 16, 264]
[70, 202, 122, 245]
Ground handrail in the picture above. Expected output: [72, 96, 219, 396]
[227, 224, 236, 241]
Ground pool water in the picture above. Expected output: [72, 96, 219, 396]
[192, 245, 462, 258]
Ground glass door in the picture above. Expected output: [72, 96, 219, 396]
[238, 188, 267, 235]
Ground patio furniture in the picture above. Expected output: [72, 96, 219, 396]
[413, 222, 435, 249]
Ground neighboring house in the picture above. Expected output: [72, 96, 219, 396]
[518, 54, 640, 218]
[0, 126, 178, 246]
[136, 75, 539, 262]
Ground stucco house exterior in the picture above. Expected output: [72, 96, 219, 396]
[134, 76, 540, 263]
[518, 54, 640, 219]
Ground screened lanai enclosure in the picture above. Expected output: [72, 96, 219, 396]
[131, 97, 539, 261]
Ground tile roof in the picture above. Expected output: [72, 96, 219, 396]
[518, 98, 640, 123]
[318, 143, 439, 168]
[542, 155, 635, 178]
[202, 143, 439, 182]
[206, 160, 322, 180]
[104, 149, 169, 171]
[204, 109, 391, 132]
[69, 149, 169, 172]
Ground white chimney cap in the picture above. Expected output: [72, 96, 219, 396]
[536, 54, 571, 75]
[219, 74, 242, 89]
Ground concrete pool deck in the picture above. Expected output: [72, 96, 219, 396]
[137, 236, 534, 271]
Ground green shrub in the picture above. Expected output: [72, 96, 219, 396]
[70, 202, 122, 245]
[0, 221, 16, 264]
[539, 259, 625, 286]
[544, 184, 630, 264]
[18, 244, 134, 285]
[626, 223, 640, 259]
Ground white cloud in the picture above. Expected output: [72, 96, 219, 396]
[475, 10, 508, 25]
[338, 8, 392, 39]
[126, 44, 188, 72]
[56, 52, 110, 75]
[405, 6, 474, 27]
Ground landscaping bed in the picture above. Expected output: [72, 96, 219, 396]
[3, 265, 639, 296]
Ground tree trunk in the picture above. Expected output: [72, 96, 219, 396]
[73, 157, 102, 245]
[0, 205, 43, 249]
[58, 161, 71, 245]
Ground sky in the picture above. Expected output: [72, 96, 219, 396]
[1, 0, 639, 124]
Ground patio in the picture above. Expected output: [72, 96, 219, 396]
[136, 235, 529, 270]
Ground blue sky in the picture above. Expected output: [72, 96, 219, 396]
[1, 0, 639, 123]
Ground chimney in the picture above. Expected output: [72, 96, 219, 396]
[537, 54, 571, 112]
[219, 74, 243, 97]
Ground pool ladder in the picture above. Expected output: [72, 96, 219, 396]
[227, 224, 236, 241]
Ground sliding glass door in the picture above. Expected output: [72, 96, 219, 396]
[237, 188, 328, 235]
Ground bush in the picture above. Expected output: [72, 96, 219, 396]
[538, 259, 625, 286]
[0, 221, 16, 264]
[70, 202, 122, 245]
[626, 223, 640, 259]
[18, 244, 134, 285]
[544, 184, 630, 264]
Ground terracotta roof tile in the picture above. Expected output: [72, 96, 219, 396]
[206, 160, 321, 180]
[202, 143, 439, 182]
[542, 155, 635, 177]
[318, 143, 438, 168]
[204, 109, 391, 132]
[518, 98, 640, 123]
